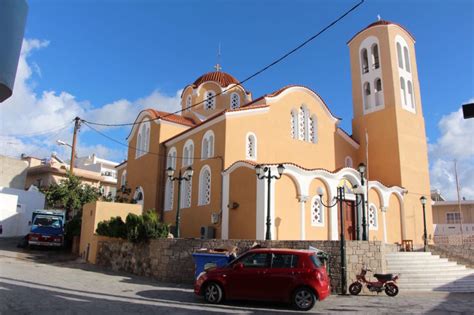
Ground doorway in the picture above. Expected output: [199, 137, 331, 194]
[339, 200, 355, 240]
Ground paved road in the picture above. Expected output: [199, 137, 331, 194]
[1, 238, 473, 314]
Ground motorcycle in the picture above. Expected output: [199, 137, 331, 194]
[349, 267, 400, 297]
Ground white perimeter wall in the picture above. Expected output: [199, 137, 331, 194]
[0, 187, 45, 237]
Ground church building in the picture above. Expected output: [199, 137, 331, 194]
[115, 20, 433, 245]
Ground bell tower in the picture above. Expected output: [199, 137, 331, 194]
[348, 20, 432, 244]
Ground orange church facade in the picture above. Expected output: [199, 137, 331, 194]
[116, 20, 433, 246]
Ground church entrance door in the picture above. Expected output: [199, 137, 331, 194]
[339, 200, 356, 240]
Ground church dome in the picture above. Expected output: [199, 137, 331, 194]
[192, 71, 240, 87]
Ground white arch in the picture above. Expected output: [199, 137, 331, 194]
[264, 86, 339, 123]
[221, 161, 405, 241]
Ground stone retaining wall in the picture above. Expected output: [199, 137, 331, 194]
[96, 238, 397, 293]
[428, 243, 474, 269]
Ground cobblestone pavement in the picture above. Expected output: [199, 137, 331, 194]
[1, 238, 473, 314]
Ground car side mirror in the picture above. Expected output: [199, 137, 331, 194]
[233, 262, 244, 270]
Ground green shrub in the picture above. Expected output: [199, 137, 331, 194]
[125, 213, 145, 243]
[96, 210, 169, 243]
[143, 209, 169, 239]
[95, 216, 126, 238]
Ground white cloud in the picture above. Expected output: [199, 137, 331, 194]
[0, 38, 181, 162]
[429, 103, 474, 200]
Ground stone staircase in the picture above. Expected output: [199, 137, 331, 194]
[385, 252, 474, 292]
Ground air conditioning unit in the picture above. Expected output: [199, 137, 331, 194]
[200, 226, 215, 239]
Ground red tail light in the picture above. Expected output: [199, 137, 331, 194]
[28, 233, 41, 240]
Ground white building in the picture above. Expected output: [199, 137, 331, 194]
[0, 186, 45, 237]
[75, 154, 118, 184]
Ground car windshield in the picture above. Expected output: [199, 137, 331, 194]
[33, 216, 62, 228]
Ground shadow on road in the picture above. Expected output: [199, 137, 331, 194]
[0, 276, 302, 314]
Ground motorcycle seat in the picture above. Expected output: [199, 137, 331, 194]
[374, 273, 394, 281]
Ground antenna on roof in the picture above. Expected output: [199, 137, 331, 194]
[377, 14, 381, 21]
[214, 42, 222, 72]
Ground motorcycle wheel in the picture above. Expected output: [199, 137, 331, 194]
[349, 282, 362, 295]
[385, 283, 399, 297]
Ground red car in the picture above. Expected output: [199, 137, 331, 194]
[194, 248, 330, 311]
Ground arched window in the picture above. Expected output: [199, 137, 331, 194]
[361, 48, 369, 73]
[201, 130, 214, 159]
[164, 147, 177, 211]
[230, 92, 240, 109]
[290, 109, 297, 139]
[371, 44, 379, 69]
[311, 196, 324, 226]
[186, 95, 192, 112]
[374, 78, 383, 107]
[180, 179, 192, 208]
[309, 115, 317, 143]
[133, 186, 144, 206]
[403, 46, 410, 72]
[368, 204, 378, 230]
[246, 132, 257, 160]
[397, 42, 403, 69]
[205, 90, 216, 110]
[136, 121, 150, 158]
[407, 80, 415, 109]
[345, 156, 353, 168]
[198, 166, 211, 206]
[183, 140, 194, 166]
[121, 170, 127, 187]
[363, 82, 372, 110]
[400, 77, 407, 106]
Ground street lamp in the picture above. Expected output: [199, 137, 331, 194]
[57, 139, 78, 156]
[167, 166, 193, 238]
[420, 196, 428, 252]
[357, 163, 367, 240]
[255, 164, 285, 240]
[318, 185, 363, 295]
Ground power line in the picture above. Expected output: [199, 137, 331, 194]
[0, 121, 72, 138]
[83, 121, 221, 161]
[83, 0, 365, 128]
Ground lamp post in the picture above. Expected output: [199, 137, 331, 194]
[318, 185, 363, 295]
[420, 196, 428, 252]
[167, 166, 193, 238]
[255, 164, 285, 240]
[357, 163, 367, 240]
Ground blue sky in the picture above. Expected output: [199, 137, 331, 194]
[1, 0, 473, 198]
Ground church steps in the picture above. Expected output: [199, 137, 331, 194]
[385, 251, 474, 292]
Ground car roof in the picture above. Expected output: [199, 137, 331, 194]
[247, 248, 314, 255]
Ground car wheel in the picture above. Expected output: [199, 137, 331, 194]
[204, 282, 224, 304]
[293, 287, 316, 311]
[349, 282, 362, 295]
[385, 283, 399, 297]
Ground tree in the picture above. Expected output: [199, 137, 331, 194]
[42, 172, 101, 218]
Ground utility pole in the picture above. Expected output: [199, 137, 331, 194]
[454, 160, 464, 244]
[70, 117, 81, 173]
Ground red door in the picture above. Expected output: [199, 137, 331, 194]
[339, 200, 355, 240]
[225, 252, 270, 300]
